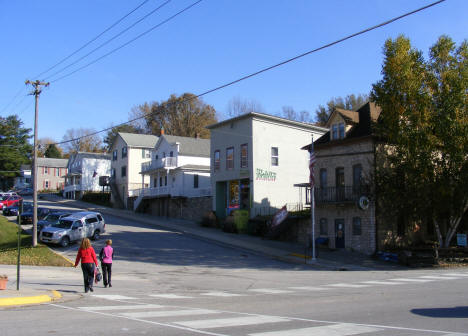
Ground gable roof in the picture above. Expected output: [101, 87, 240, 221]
[118, 132, 158, 148]
[37, 157, 68, 168]
[160, 135, 210, 157]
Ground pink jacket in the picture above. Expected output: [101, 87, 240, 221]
[100, 245, 113, 264]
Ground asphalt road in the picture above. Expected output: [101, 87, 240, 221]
[1, 199, 468, 336]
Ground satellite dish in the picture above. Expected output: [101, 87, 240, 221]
[358, 196, 370, 210]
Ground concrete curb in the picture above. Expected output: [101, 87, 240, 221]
[0, 290, 62, 307]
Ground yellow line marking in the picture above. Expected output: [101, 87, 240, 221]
[51, 290, 62, 300]
[289, 253, 311, 259]
[0, 295, 51, 306]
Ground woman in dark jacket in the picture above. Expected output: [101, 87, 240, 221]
[74, 238, 99, 293]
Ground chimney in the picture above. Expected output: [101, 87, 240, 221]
[160, 127, 164, 136]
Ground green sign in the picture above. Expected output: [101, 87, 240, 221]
[256, 168, 276, 181]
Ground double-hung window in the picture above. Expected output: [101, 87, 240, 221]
[271, 147, 279, 166]
[240, 144, 248, 168]
[122, 147, 127, 158]
[113, 150, 118, 161]
[214, 150, 220, 171]
[226, 147, 234, 170]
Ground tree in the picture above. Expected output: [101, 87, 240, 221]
[372, 35, 468, 248]
[0, 115, 32, 190]
[137, 93, 217, 138]
[103, 124, 143, 151]
[314, 93, 369, 125]
[226, 96, 264, 117]
[280, 106, 311, 122]
[37, 137, 56, 157]
[44, 143, 62, 158]
[61, 128, 104, 154]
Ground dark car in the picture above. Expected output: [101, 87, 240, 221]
[3, 201, 33, 216]
[37, 211, 73, 233]
[20, 207, 52, 225]
[17, 188, 33, 196]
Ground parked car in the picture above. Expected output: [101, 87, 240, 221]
[0, 195, 22, 210]
[20, 207, 52, 224]
[37, 211, 74, 233]
[17, 188, 33, 196]
[3, 201, 33, 216]
[39, 212, 106, 247]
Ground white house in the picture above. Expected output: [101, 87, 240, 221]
[109, 132, 158, 209]
[134, 133, 211, 221]
[207, 112, 327, 220]
[63, 152, 111, 199]
[14, 164, 31, 189]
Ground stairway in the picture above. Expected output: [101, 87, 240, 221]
[109, 180, 125, 209]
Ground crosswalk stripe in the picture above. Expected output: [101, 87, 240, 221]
[149, 294, 194, 299]
[325, 283, 370, 288]
[361, 281, 404, 285]
[288, 286, 329, 291]
[201, 291, 244, 297]
[249, 289, 295, 294]
[389, 278, 434, 283]
[444, 273, 468, 277]
[79, 304, 164, 311]
[120, 309, 219, 318]
[175, 315, 290, 329]
[419, 275, 460, 280]
[248, 323, 382, 336]
[90, 295, 138, 300]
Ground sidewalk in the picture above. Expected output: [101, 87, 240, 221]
[40, 194, 401, 272]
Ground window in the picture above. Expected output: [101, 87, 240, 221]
[214, 150, 220, 171]
[332, 124, 338, 140]
[113, 150, 117, 161]
[121, 166, 127, 177]
[352, 217, 362, 235]
[164, 176, 167, 186]
[85, 217, 98, 224]
[335, 167, 345, 201]
[240, 144, 248, 168]
[170, 151, 173, 157]
[194, 174, 199, 189]
[155, 154, 159, 160]
[56, 168, 60, 176]
[226, 147, 234, 170]
[44, 180, 49, 189]
[162, 152, 166, 158]
[320, 169, 327, 188]
[159, 177, 162, 186]
[319, 218, 328, 235]
[44, 167, 49, 174]
[142, 149, 150, 158]
[153, 178, 157, 187]
[339, 123, 345, 139]
[122, 147, 127, 158]
[353, 164, 362, 193]
[271, 147, 279, 166]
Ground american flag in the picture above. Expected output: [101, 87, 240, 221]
[309, 143, 316, 188]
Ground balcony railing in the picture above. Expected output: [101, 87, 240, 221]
[307, 186, 369, 204]
[141, 157, 177, 173]
[131, 186, 211, 199]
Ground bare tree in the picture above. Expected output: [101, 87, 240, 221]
[227, 96, 264, 117]
[61, 128, 104, 154]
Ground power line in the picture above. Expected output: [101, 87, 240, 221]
[50, 0, 203, 83]
[50, 0, 445, 146]
[44, 0, 172, 81]
[34, 0, 152, 79]
[0, 0, 151, 116]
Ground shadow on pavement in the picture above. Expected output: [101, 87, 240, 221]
[411, 306, 468, 318]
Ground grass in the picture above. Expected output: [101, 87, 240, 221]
[0, 216, 72, 267]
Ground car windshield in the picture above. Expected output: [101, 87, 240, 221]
[52, 219, 74, 229]
[45, 214, 61, 222]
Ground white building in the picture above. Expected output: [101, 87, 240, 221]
[14, 165, 31, 189]
[134, 133, 211, 221]
[63, 152, 111, 199]
[207, 112, 327, 220]
[109, 132, 158, 209]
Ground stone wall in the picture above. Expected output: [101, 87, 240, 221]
[142, 196, 212, 222]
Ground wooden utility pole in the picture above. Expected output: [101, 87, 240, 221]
[25, 80, 49, 247]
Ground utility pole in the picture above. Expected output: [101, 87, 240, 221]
[25, 80, 49, 247]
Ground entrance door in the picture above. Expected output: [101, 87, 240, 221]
[215, 182, 227, 219]
[335, 219, 345, 248]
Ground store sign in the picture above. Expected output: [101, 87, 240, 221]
[256, 168, 276, 181]
[457, 234, 467, 247]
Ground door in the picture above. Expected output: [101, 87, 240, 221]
[215, 182, 227, 219]
[335, 219, 345, 248]
[71, 220, 85, 241]
[335, 167, 345, 201]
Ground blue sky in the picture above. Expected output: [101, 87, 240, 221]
[0, 0, 466, 143]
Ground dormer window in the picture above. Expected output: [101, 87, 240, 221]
[331, 122, 345, 140]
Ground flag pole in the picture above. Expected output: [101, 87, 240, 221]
[309, 134, 316, 262]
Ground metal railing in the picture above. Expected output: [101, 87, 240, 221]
[312, 186, 367, 204]
[141, 157, 177, 173]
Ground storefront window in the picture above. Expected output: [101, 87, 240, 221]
[228, 180, 239, 211]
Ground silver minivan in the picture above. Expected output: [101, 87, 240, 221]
[39, 211, 105, 247]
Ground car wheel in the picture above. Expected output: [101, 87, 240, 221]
[60, 236, 70, 248]
[92, 230, 100, 241]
